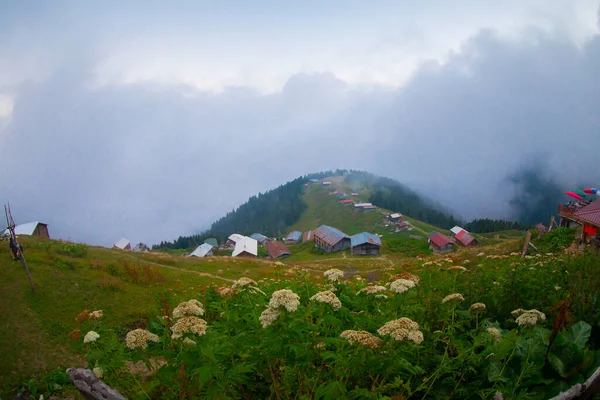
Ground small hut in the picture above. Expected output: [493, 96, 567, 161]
[428, 233, 454, 254]
[350, 232, 382, 256]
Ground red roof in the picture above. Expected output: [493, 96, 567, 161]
[574, 199, 600, 227]
[429, 233, 453, 248]
[341, 199, 353, 204]
[265, 241, 292, 259]
[455, 230, 477, 246]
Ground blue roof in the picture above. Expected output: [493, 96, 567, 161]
[286, 231, 302, 241]
[313, 225, 350, 246]
[351, 232, 382, 247]
[250, 233, 268, 241]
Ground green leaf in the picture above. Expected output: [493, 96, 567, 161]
[487, 361, 508, 383]
[548, 353, 567, 377]
[563, 321, 591, 350]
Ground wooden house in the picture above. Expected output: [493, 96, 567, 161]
[450, 226, 479, 247]
[350, 232, 382, 256]
[232, 236, 258, 258]
[265, 241, 292, 259]
[559, 199, 600, 242]
[302, 230, 314, 242]
[285, 231, 302, 244]
[132, 243, 150, 252]
[428, 233, 454, 254]
[313, 225, 351, 253]
[113, 238, 131, 250]
[387, 213, 403, 223]
[5, 221, 50, 238]
[189, 243, 214, 258]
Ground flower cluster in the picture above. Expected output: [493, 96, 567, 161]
[83, 331, 100, 344]
[448, 266, 467, 272]
[324, 269, 345, 282]
[231, 277, 257, 289]
[216, 286, 235, 297]
[89, 310, 104, 320]
[125, 329, 160, 349]
[389, 279, 416, 294]
[468, 303, 486, 314]
[513, 309, 546, 326]
[170, 316, 208, 339]
[388, 272, 420, 285]
[172, 299, 204, 319]
[356, 285, 387, 295]
[487, 327, 502, 341]
[340, 330, 383, 349]
[310, 290, 342, 311]
[442, 293, 464, 304]
[259, 307, 281, 328]
[269, 289, 300, 312]
[377, 318, 423, 344]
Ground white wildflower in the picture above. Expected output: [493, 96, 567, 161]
[356, 285, 387, 295]
[323, 269, 345, 282]
[515, 309, 546, 326]
[442, 293, 464, 304]
[477, 252, 485, 257]
[126, 329, 160, 349]
[340, 330, 383, 349]
[259, 307, 281, 328]
[493, 281, 500, 286]
[468, 303, 486, 314]
[555, 286, 561, 291]
[231, 277, 257, 289]
[216, 286, 235, 297]
[310, 290, 342, 311]
[269, 289, 300, 312]
[182, 338, 197, 346]
[172, 299, 204, 319]
[375, 294, 388, 299]
[83, 331, 100, 344]
[447, 266, 467, 272]
[487, 327, 502, 341]
[248, 286, 266, 296]
[170, 317, 207, 340]
[377, 318, 423, 344]
[389, 279, 416, 294]
[89, 310, 104, 320]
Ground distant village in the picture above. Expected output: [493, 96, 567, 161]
[5, 181, 600, 259]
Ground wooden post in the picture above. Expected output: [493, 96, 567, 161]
[521, 231, 532, 258]
[548, 216, 555, 232]
[5, 204, 35, 292]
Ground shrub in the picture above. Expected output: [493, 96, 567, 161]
[55, 242, 88, 258]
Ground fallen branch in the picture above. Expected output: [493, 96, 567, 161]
[66, 368, 126, 400]
[549, 366, 600, 400]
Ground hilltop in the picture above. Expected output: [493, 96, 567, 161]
[156, 170, 466, 250]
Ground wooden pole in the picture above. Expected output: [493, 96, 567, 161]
[521, 231, 532, 258]
[5, 204, 35, 292]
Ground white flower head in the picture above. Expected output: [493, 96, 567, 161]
[92, 366, 104, 379]
[125, 329, 160, 349]
[310, 290, 342, 311]
[468, 303, 486, 314]
[269, 289, 301, 312]
[442, 293, 464, 304]
[259, 307, 281, 328]
[170, 316, 207, 340]
[487, 327, 501, 341]
[173, 299, 204, 319]
[356, 285, 387, 295]
[323, 269, 345, 282]
[340, 330, 383, 349]
[83, 331, 100, 343]
[389, 279, 416, 294]
[231, 277, 257, 289]
[515, 309, 546, 326]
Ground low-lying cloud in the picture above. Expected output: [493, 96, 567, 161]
[1, 25, 599, 246]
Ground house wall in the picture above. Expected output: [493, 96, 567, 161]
[332, 238, 351, 252]
[236, 251, 256, 258]
[34, 224, 50, 238]
[352, 244, 380, 255]
[430, 243, 454, 254]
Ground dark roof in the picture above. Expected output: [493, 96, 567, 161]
[455, 230, 476, 246]
[429, 233, 453, 248]
[204, 238, 218, 247]
[285, 231, 302, 241]
[574, 199, 600, 227]
[313, 225, 350, 246]
[265, 241, 292, 259]
[351, 232, 382, 247]
[250, 233, 269, 242]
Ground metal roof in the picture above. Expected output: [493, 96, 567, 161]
[265, 241, 292, 259]
[189, 243, 214, 257]
[4, 221, 46, 236]
[114, 238, 130, 249]
[389, 213, 402, 219]
[354, 202, 372, 208]
[250, 233, 269, 242]
[232, 236, 258, 257]
[351, 232, 382, 247]
[574, 199, 600, 227]
[286, 231, 302, 241]
[428, 233, 452, 248]
[450, 226, 466, 235]
[228, 233, 244, 243]
[313, 225, 350, 246]
[302, 230, 313, 241]
[455, 230, 476, 246]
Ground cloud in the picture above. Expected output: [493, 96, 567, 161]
[0, 23, 599, 246]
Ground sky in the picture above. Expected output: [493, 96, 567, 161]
[0, 1, 599, 246]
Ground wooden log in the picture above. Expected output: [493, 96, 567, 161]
[66, 368, 127, 400]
